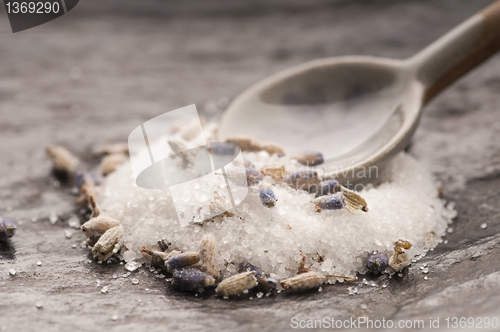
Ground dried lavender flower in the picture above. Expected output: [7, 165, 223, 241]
[215, 271, 258, 296]
[88, 195, 100, 218]
[92, 225, 124, 261]
[340, 186, 368, 213]
[316, 179, 340, 197]
[259, 185, 277, 208]
[246, 167, 264, 186]
[76, 184, 98, 207]
[141, 246, 180, 267]
[46, 145, 77, 178]
[199, 233, 219, 278]
[314, 194, 345, 210]
[100, 153, 127, 176]
[366, 251, 389, 273]
[280, 271, 325, 291]
[75, 171, 102, 189]
[390, 239, 412, 271]
[165, 252, 200, 273]
[0, 218, 16, 241]
[172, 268, 215, 292]
[81, 216, 120, 238]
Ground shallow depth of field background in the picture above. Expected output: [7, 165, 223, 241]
[1, 1, 500, 331]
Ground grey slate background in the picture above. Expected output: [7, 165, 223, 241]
[1, 0, 500, 331]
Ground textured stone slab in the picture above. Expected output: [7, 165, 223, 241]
[1, 1, 500, 331]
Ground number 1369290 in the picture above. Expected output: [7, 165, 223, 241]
[5, 2, 60, 14]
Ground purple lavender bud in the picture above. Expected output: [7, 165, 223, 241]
[318, 194, 345, 210]
[172, 268, 215, 292]
[367, 251, 389, 273]
[316, 179, 340, 197]
[238, 263, 263, 279]
[259, 187, 276, 208]
[75, 170, 103, 189]
[265, 278, 279, 291]
[246, 167, 263, 186]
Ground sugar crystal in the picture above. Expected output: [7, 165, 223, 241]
[125, 261, 141, 272]
[65, 229, 73, 239]
[99, 129, 456, 279]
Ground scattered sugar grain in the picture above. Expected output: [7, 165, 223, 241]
[348, 286, 358, 295]
[49, 212, 58, 224]
[65, 229, 73, 239]
[125, 261, 141, 272]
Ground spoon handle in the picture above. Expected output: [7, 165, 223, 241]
[410, 0, 500, 104]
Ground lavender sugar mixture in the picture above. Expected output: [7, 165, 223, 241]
[40, 119, 457, 296]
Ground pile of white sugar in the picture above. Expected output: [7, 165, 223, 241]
[99, 145, 456, 280]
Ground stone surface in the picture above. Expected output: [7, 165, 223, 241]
[1, 0, 500, 331]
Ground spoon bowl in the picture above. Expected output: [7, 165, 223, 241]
[218, 1, 500, 184]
